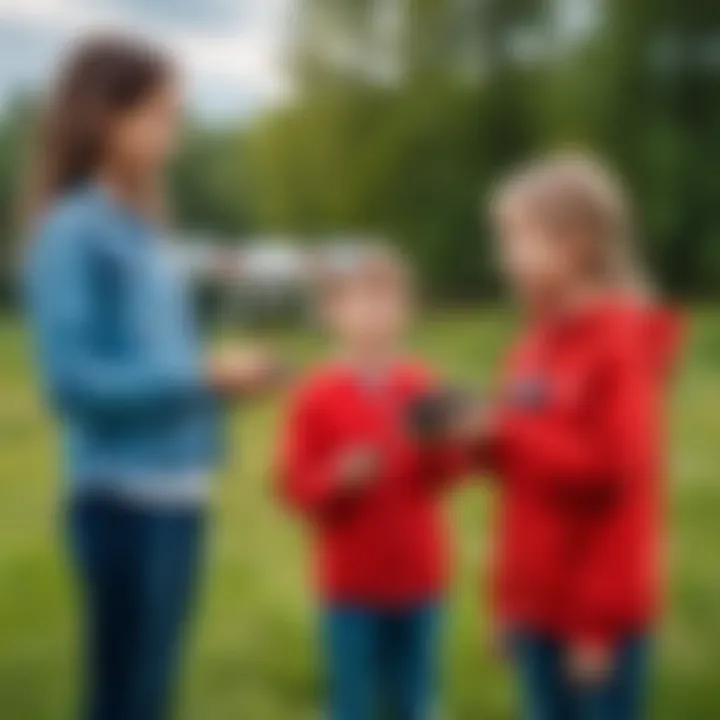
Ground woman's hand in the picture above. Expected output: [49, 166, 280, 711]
[206, 345, 286, 398]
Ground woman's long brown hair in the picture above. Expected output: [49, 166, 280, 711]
[20, 34, 174, 231]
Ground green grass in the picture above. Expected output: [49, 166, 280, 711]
[1, 309, 719, 719]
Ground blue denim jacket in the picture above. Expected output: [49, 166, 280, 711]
[24, 186, 222, 492]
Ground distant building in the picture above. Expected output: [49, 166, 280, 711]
[180, 237, 310, 285]
[177, 234, 388, 327]
[178, 237, 312, 327]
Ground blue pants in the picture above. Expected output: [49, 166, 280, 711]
[321, 603, 443, 720]
[68, 494, 206, 720]
[510, 631, 650, 720]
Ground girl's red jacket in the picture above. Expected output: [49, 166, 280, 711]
[483, 301, 682, 646]
[276, 361, 464, 607]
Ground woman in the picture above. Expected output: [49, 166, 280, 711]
[22, 36, 273, 720]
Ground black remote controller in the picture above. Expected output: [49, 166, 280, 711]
[406, 387, 478, 440]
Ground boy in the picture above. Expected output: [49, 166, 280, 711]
[277, 245, 467, 719]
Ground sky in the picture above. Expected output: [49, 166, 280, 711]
[0, 0, 295, 122]
[0, 0, 600, 123]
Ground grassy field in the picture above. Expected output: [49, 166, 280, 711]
[1, 309, 719, 719]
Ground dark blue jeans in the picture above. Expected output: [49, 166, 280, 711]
[510, 630, 650, 720]
[321, 602, 443, 720]
[68, 494, 206, 720]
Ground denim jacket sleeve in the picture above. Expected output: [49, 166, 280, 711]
[24, 205, 208, 420]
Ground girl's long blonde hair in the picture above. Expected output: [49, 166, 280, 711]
[490, 151, 651, 298]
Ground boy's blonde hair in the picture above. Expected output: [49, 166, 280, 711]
[312, 241, 413, 300]
[490, 151, 649, 296]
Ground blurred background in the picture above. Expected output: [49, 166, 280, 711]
[1, 1, 719, 718]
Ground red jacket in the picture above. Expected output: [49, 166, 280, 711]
[277, 361, 464, 606]
[484, 301, 681, 645]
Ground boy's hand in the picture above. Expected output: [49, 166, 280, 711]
[448, 398, 496, 445]
[206, 345, 287, 397]
[566, 642, 614, 687]
[335, 446, 381, 490]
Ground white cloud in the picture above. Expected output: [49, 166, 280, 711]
[0, 0, 294, 120]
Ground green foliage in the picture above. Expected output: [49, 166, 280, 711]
[0, 96, 35, 304]
[172, 124, 255, 238]
[0, 1, 718, 300]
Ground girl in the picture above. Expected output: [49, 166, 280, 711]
[475, 154, 681, 720]
[22, 36, 276, 720]
[276, 246, 466, 719]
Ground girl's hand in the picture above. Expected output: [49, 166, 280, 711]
[487, 620, 512, 662]
[206, 345, 285, 398]
[566, 642, 614, 687]
[335, 446, 382, 490]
